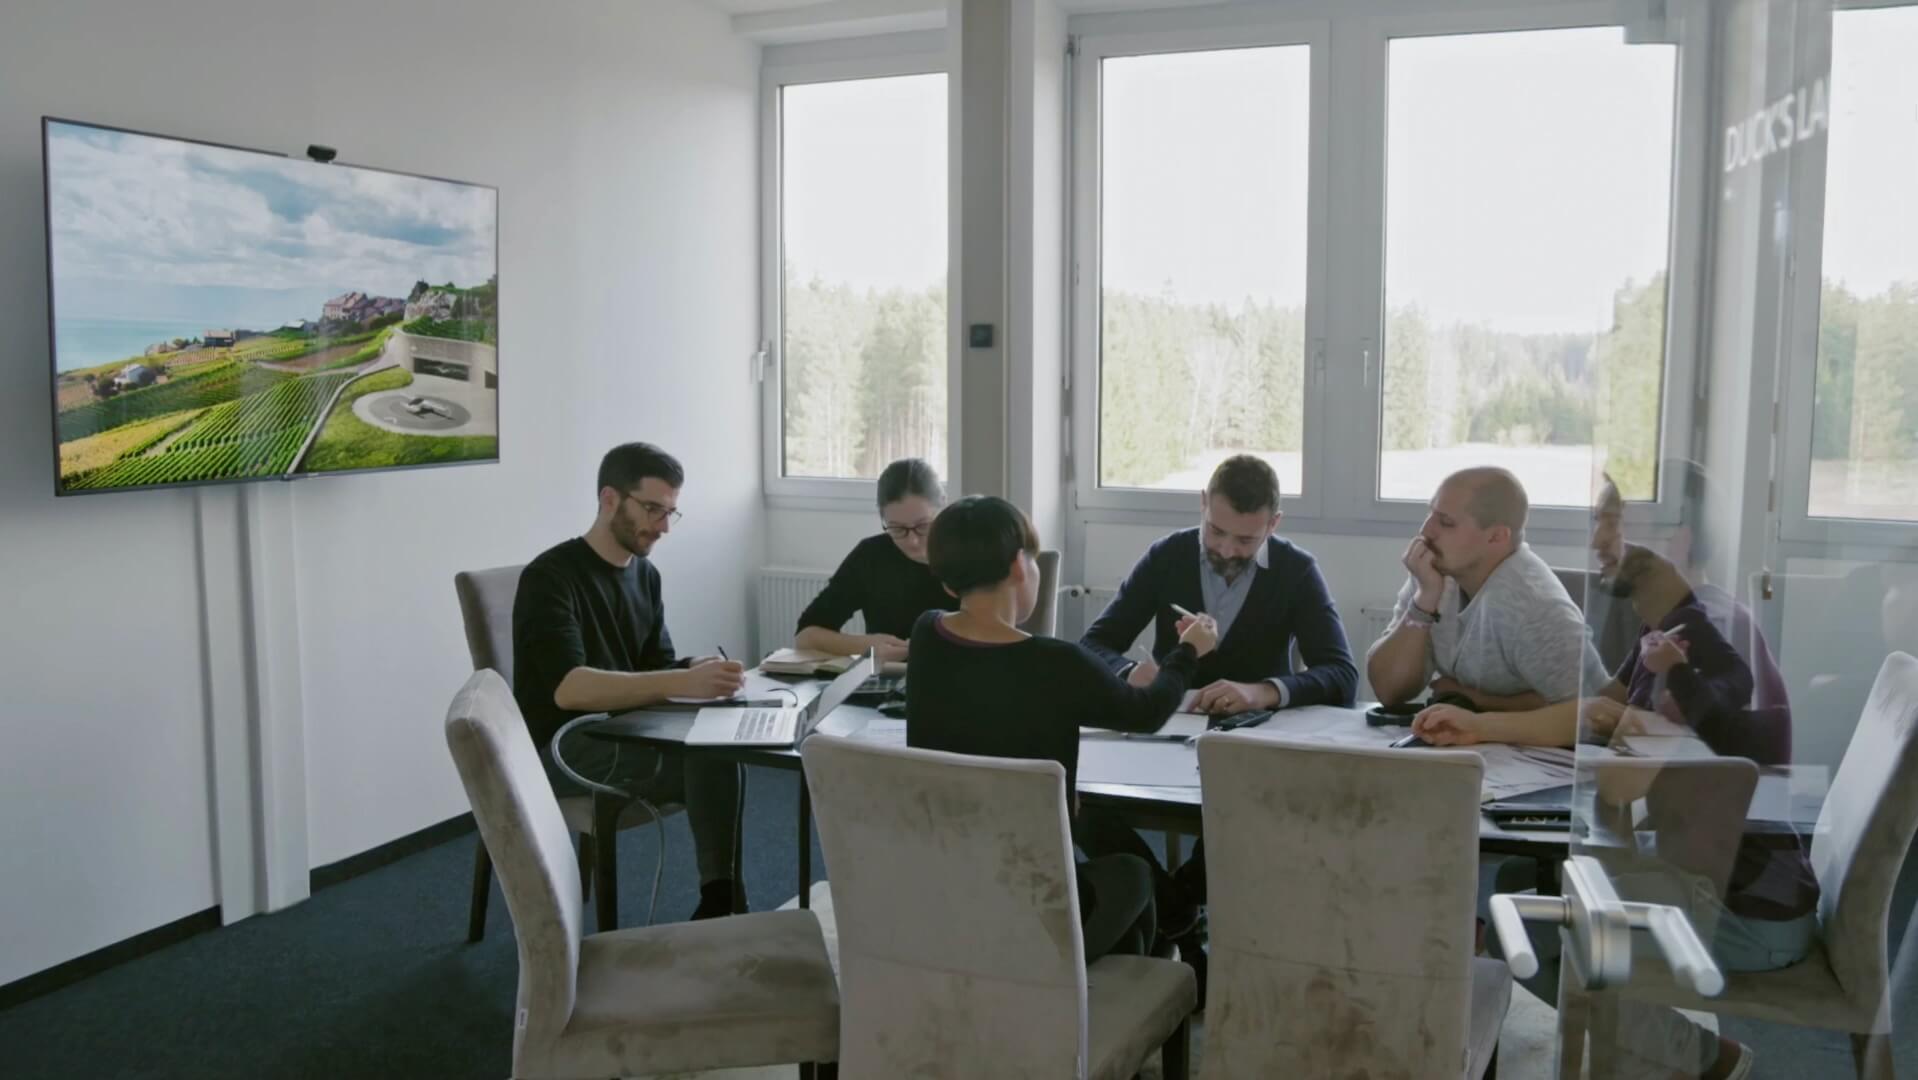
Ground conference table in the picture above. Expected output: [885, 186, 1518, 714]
[575, 672, 1598, 930]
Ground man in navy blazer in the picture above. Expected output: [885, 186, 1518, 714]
[1082, 457, 1357, 711]
[1076, 455, 1356, 982]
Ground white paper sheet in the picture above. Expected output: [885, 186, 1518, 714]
[1077, 734, 1201, 787]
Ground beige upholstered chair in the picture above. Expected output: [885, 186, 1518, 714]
[1568, 651, 1918, 1079]
[454, 565, 682, 940]
[1018, 549, 1063, 639]
[801, 735, 1196, 1079]
[444, 669, 840, 1078]
[1196, 732, 1510, 1079]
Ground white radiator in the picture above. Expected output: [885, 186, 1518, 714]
[755, 567, 861, 660]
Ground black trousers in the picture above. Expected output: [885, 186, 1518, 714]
[1074, 807, 1206, 933]
[1077, 853, 1156, 962]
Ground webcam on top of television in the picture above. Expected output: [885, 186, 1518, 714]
[306, 144, 338, 164]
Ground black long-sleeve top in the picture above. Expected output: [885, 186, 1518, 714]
[511, 537, 678, 750]
[797, 534, 959, 640]
[906, 610, 1198, 808]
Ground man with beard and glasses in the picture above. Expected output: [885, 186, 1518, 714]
[1438, 472, 1818, 1080]
[512, 442, 750, 921]
[1367, 466, 1607, 723]
[1077, 454, 1356, 980]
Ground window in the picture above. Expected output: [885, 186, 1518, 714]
[1379, 28, 1677, 508]
[1809, 5, 1918, 523]
[776, 72, 948, 484]
[1096, 46, 1312, 498]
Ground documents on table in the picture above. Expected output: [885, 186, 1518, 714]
[1474, 745, 1576, 803]
[828, 702, 1577, 803]
[760, 648, 907, 678]
[759, 648, 858, 676]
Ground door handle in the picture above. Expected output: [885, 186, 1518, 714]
[1624, 901, 1725, 997]
[1489, 855, 1724, 997]
[1488, 893, 1567, 979]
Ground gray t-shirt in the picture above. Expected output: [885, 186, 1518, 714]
[1389, 543, 1608, 703]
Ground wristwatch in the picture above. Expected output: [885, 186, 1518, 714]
[1404, 603, 1440, 628]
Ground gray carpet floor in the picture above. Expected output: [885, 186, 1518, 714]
[3, 766, 1917, 1078]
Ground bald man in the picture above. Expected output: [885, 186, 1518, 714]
[1367, 467, 1606, 715]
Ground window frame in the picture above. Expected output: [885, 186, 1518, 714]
[1777, 0, 1918, 546]
[760, 37, 953, 504]
[1066, 1, 1709, 536]
[1069, 19, 1333, 520]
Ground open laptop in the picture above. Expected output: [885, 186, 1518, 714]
[685, 653, 876, 747]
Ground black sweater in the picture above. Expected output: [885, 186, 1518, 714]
[797, 534, 959, 640]
[906, 611, 1198, 804]
[511, 538, 678, 749]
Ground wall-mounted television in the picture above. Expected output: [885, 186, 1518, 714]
[42, 118, 498, 495]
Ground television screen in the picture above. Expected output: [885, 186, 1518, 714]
[42, 118, 498, 495]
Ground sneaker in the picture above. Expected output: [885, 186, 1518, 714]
[1720, 1042, 1754, 1080]
[690, 878, 747, 920]
[1159, 898, 1205, 943]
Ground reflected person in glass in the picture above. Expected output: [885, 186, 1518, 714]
[1469, 470, 1817, 1080]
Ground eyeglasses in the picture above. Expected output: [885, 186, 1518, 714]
[882, 520, 932, 541]
[623, 491, 683, 525]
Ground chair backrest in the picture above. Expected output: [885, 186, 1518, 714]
[1553, 564, 1640, 673]
[801, 735, 1089, 1078]
[1812, 651, 1918, 1009]
[1197, 732, 1484, 1079]
[1018, 549, 1062, 639]
[443, 669, 583, 1068]
[1592, 756, 1759, 905]
[454, 564, 525, 681]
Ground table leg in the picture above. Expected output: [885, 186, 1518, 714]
[594, 791, 620, 932]
[798, 773, 812, 910]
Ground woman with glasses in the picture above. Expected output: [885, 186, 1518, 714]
[795, 458, 957, 663]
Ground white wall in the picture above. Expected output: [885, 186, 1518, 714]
[0, 0, 760, 984]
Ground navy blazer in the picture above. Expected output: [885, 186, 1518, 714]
[1080, 529, 1358, 708]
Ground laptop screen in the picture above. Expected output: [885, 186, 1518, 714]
[803, 653, 877, 731]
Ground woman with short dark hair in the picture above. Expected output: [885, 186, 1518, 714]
[794, 458, 956, 662]
[906, 495, 1219, 962]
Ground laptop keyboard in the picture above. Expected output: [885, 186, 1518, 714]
[735, 709, 782, 742]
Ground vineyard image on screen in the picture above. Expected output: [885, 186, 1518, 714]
[43, 119, 498, 494]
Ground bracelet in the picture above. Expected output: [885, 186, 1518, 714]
[1404, 604, 1439, 628]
